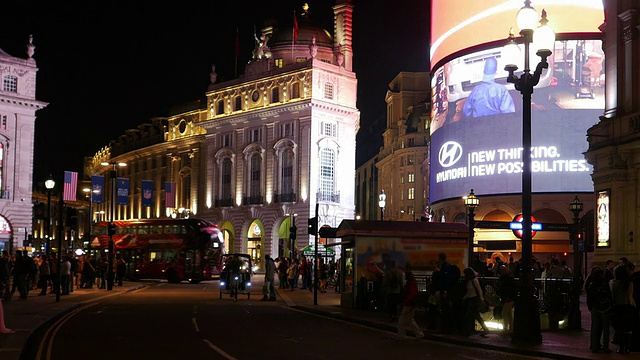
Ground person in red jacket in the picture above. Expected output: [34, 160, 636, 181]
[397, 271, 424, 340]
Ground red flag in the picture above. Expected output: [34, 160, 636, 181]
[63, 171, 78, 201]
[235, 28, 240, 57]
[293, 12, 299, 43]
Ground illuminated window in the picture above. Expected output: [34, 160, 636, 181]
[408, 206, 414, 215]
[400, 173, 404, 184]
[3, 75, 17, 93]
[324, 83, 334, 100]
[321, 122, 337, 137]
[319, 148, 335, 201]
[408, 172, 414, 183]
[407, 154, 415, 165]
[408, 187, 415, 200]
[275, 58, 283, 68]
[296, 57, 307, 63]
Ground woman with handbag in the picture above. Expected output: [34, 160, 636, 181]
[462, 267, 490, 337]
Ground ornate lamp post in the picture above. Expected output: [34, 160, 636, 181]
[100, 161, 126, 290]
[464, 189, 479, 268]
[378, 190, 386, 221]
[45, 175, 55, 255]
[503, 0, 555, 344]
[569, 195, 583, 330]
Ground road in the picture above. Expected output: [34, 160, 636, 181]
[21, 280, 542, 360]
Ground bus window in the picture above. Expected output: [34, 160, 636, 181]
[165, 225, 177, 234]
[165, 249, 178, 263]
[150, 225, 161, 234]
[138, 225, 149, 234]
[178, 225, 186, 235]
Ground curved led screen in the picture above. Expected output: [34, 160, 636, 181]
[430, 0, 604, 71]
[429, 39, 604, 203]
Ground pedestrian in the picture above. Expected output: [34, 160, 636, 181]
[432, 252, 461, 334]
[461, 267, 490, 337]
[383, 261, 404, 322]
[287, 258, 299, 290]
[586, 267, 612, 353]
[277, 257, 289, 289]
[76, 256, 84, 289]
[38, 255, 51, 296]
[396, 271, 424, 340]
[261, 254, 277, 301]
[318, 256, 328, 292]
[610, 264, 636, 354]
[498, 264, 516, 335]
[299, 256, 308, 290]
[60, 254, 71, 295]
[116, 255, 127, 287]
[0, 295, 13, 333]
[10, 250, 27, 300]
[0, 251, 10, 300]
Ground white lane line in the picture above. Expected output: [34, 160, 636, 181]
[202, 339, 238, 360]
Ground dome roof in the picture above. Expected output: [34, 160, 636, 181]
[268, 23, 333, 47]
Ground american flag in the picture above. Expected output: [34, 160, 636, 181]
[165, 182, 176, 208]
[63, 171, 78, 201]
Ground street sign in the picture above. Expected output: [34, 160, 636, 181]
[474, 220, 510, 229]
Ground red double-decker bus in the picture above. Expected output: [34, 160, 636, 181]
[90, 218, 224, 283]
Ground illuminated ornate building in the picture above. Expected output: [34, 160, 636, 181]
[0, 36, 47, 252]
[85, 2, 359, 267]
[356, 72, 430, 222]
[584, 0, 640, 261]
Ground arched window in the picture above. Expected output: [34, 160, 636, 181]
[221, 158, 232, 202]
[280, 149, 294, 197]
[319, 148, 335, 202]
[291, 82, 300, 99]
[249, 153, 261, 198]
[217, 100, 224, 115]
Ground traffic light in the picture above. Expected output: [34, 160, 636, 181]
[319, 226, 337, 238]
[308, 216, 318, 236]
[289, 226, 297, 240]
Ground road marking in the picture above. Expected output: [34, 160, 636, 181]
[36, 303, 98, 360]
[202, 339, 238, 360]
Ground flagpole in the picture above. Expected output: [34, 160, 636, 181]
[291, 11, 295, 63]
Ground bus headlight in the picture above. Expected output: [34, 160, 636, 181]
[220, 281, 225, 287]
[246, 282, 252, 287]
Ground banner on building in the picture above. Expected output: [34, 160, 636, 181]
[165, 181, 176, 208]
[91, 175, 105, 204]
[141, 180, 153, 207]
[63, 171, 78, 201]
[117, 178, 130, 206]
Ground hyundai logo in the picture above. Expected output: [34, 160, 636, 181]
[438, 141, 463, 168]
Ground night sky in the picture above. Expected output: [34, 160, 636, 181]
[0, 0, 429, 185]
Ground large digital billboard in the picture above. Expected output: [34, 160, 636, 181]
[430, 0, 604, 71]
[429, 39, 604, 203]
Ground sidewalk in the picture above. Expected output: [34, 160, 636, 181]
[277, 287, 618, 360]
[0, 283, 143, 360]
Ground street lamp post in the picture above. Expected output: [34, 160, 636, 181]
[101, 161, 126, 291]
[378, 190, 386, 221]
[569, 195, 583, 330]
[45, 175, 55, 255]
[287, 213, 297, 260]
[464, 189, 479, 268]
[503, 0, 555, 344]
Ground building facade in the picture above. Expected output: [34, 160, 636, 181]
[84, 2, 359, 268]
[584, 0, 640, 262]
[0, 36, 47, 252]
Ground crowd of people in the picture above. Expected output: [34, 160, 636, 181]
[0, 250, 128, 301]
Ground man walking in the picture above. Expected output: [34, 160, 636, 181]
[261, 254, 277, 301]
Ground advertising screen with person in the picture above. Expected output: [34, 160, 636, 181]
[429, 39, 604, 203]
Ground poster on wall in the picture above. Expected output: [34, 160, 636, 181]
[355, 237, 465, 281]
[596, 190, 610, 248]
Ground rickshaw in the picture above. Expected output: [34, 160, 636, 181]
[219, 253, 252, 301]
